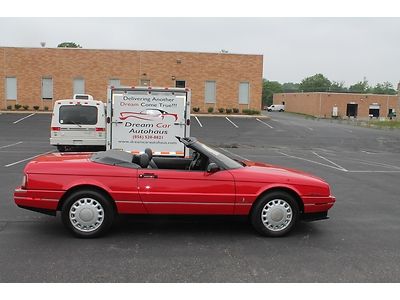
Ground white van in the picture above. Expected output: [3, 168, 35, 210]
[50, 94, 107, 152]
[267, 104, 285, 112]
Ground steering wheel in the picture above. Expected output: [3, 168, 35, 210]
[188, 152, 200, 170]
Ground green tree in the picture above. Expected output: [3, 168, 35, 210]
[372, 82, 397, 95]
[57, 42, 82, 48]
[262, 80, 283, 106]
[349, 79, 370, 93]
[281, 82, 300, 93]
[330, 81, 347, 92]
[299, 73, 331, 92]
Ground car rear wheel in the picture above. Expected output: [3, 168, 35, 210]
[61, 189, 115, 238]
[250, 191, 299, 237]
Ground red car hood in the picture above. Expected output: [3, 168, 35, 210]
[232, 160, 329, 187]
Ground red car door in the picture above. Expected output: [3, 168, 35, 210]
[137, 168, 236, 214]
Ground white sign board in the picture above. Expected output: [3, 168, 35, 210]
[109, 90, 189, 156]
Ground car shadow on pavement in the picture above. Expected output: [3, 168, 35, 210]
[109, 215, 321, 239]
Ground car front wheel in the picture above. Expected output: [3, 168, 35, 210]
[250, 191, 299, 237]
[61, 189, 115, 238]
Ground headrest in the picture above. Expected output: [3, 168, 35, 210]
[144, 148, 153, 160]
[138, 153, 150, 168]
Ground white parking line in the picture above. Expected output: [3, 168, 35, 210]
[348, 170, 400, 173]
[277, 151, 348, 172]
[219, 148, 249, 161]
[194, 116, 203, 128]
[311, 151, 348, 171]
[4, 150, 54, 167]
[0, 141, 23, 149]
[225, 117, 238, 128]
[361, 150, 375, 154]
[256, 118, 274, 129]
[13, 113, 35, 124]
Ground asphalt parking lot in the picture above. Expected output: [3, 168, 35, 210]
[1, 111, 400, 282]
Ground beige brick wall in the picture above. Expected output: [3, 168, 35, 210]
[274, 92, 399, 119]
[0, 47, 263, 111]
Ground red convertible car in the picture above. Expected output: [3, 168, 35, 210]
[14, 137, 335, 238]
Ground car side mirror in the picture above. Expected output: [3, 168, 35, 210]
[206, 162, 220, 173]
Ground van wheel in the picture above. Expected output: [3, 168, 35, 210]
[250, 191, 299, 237]
[57, 145, 66, 152]
[61, 189, 115, 238]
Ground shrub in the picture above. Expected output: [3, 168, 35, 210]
[33, 105, 40, 111]
[23, 105, 29, 110]
[7, 105, 12, 110]
[207, 107, 214, 113]
[14, 104, 22, 110]
[218, 108, 225, 113]
[242, 109, 260, 115]
[226, 108, 232, 114]
[233, 108, 239, 113]
[44, 106, 49, 111]
[193, 107, 200, 113]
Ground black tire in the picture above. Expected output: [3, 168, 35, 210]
[57, 145, 66, 152]
[61, 189, 115, 238]
[250, 191, 299, 237]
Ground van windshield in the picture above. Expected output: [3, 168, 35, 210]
[59, 105, 98, 125]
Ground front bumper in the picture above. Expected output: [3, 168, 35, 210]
[302, 195, 336, 213]
[14, 187, 63, 215]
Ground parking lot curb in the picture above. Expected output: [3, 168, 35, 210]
[0, 110, 52, 114]
[192, 114, 269, 119]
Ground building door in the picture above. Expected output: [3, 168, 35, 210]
[369, 104, 380, 118]
[346, 103, 358, 117]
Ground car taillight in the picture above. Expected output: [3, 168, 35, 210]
[51, 127, 60, 131]
[96, 128, 105, 132]
[21, 174, 28, 189]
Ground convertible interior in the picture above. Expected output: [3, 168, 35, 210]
[92, 148, 210, 171]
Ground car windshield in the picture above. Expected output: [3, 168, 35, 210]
[59, 105, 98, 125]
[194, 142, 243, 169]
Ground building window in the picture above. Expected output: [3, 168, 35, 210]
[42, 77, 53, 100]
[73, 78, 85, 95]
[205, 81, 216, 104]
[140, 79, 151, 86]
[176, 80, 186, 88]
[109, 79, 120, 87]
[239, 82, 250, 104]
[6, 77, 17, 100]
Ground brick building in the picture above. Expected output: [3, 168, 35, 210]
[273, 92, 399, 119]
[1, 47, 263, 111]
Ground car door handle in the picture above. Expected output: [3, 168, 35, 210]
[139, 173, 158, 178]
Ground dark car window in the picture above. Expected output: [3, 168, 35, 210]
[59, 105, 98, 125]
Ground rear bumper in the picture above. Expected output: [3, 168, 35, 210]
[302, 195, 335, 213]
[50, 137, 105, 146]
[14, 188, 62, 215]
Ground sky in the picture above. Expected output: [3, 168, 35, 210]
[0, 17, 399, 87]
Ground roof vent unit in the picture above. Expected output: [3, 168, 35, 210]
[73, 94, 93, 100]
